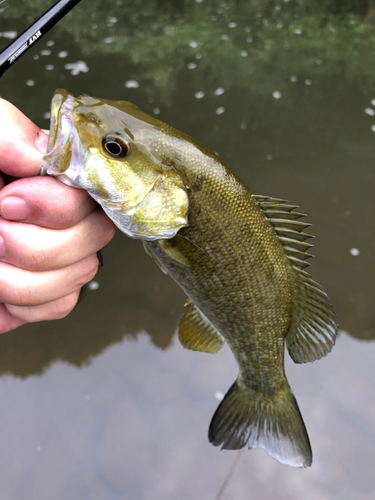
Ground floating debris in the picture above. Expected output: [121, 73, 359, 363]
[214, 87, 225, 96]
[88, 281, 100, 291]
[125, 80, 139, 88]
[65, 61, 89, 75]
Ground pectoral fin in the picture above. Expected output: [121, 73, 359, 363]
[159, 239, 191, 267]
[178, 300, 224, 353]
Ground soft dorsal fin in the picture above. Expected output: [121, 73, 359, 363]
[252, 194, 338, 362]
[252, 194, 314, 269]
[286, 269, 337, 363]
[178, 300, 224, 354]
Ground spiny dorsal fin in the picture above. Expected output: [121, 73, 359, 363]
[253, 195, 338, 362]
[252, 194, 313, 269]
[178, 300, 224, 354]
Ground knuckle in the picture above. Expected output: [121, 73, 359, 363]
[52, 292, 80, 319]
[78, 254, 99, 286]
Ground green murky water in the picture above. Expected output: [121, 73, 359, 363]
[0, 1, 374, 498]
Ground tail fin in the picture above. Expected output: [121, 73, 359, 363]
[208, 379, 312, 468]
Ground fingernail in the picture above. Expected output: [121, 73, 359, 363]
[0, 237, 4, 259]
[35, 130, 49, 154]
[0, 197, 28, 220]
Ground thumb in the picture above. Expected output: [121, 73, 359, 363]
[0, 99, 49, 177]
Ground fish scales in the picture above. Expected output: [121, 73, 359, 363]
[41, 89, 338, 468]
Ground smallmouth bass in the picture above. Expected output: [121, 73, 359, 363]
[42, 89, 338, 468]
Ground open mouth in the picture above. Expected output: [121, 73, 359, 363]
[40, 89, 84, 188]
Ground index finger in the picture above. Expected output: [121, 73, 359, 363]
[0, 98, 47, 177]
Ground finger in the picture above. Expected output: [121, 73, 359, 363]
[4, 290, 80, 323]
[0, 304, 27, 334]
[0, 176, 98, 228]
[0, 254, 99, 306]
[0, 99, 48, 176]
[0, 207, 116, 271]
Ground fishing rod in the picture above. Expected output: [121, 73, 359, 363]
[0, 0, 83, 77]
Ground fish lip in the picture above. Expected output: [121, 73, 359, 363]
[46, 88, 72, 154]
[41, 89, 85, 188]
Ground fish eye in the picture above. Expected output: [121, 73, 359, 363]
[102, 135, 130, 158]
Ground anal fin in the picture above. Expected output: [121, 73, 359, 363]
[178, 299, 224, 353]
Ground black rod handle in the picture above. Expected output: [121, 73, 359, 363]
[0, 0, 82, 77]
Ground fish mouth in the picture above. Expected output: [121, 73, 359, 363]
[40, 89, 83, 188]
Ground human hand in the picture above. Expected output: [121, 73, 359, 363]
[0, 98, 116, 333]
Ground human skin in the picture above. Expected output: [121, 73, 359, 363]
[0, 98, 116, 333]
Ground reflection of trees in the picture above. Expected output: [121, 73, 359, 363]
[3, 0, 375, 104]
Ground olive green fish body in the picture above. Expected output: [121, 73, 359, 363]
[42, 90, 338, 468]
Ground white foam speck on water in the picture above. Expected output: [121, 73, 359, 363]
[240, 50, 248, 57]
[187, 62, 197, 69]
[33, 54, 39, 60]
[88, 281, 100, 291]
[107, 16, 118, 23]
[290, 75, 297, 82]
[272, 91, 281, 99]
[46, 40, 54, 46]
[104, 37, 113, 43]
[45, 65, 54, 71]
[305, 79, 312, 85]
[0, 31, 17, 39]
[58, 51, 68, 58]
[350, 248, 360, 256]
[153, 108, 160, 115]
[194, 91, 205, 99]
[26, 80, 35, 86]
[125, 80, 139, 88]
[267, 154, 273, 160]
[228, 22, 237, 28]
[65, 61, 89, 75]
[189, 41, 198, 48]
[40, 49, 51, 56]
[294, 28, 302, 34]
[43, 112, 51, 120]
[215, 392, 224, 401]
[371, 99, 375, 106]
[364, 108, 375, 116]
[214, 87, 224, 96]
[371, 125, 375, 132]
[216, 107, 225, 115]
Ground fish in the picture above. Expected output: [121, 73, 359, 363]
[41, 89, 338, 468]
